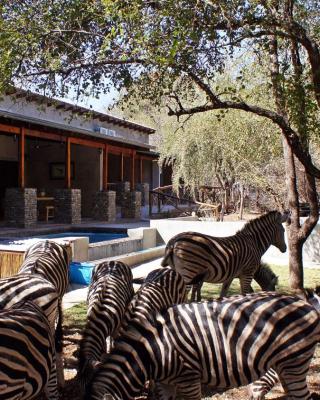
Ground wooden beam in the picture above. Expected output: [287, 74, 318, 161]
[131, 150, 136, 190]
[25, 128, 66, 143]
[69, 136, 103, 149]
[121, 152, 124, 181]
[65, 137, 71, 189]
[108, 144, 132, 155]
[140, 157, 143, 183]
[103, 145, 108, 191]
[18, 127, 25, 188]
[0, 123, 20, 134]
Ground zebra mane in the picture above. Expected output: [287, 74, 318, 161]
[238, 211, 281, 235]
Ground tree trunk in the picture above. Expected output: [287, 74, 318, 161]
[288, 235, 304, 289]
[239, 184, 244, 220]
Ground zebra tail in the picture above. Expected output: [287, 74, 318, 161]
[161, 247, 174, 267]
[161, 240, 175, 267]
[55, 300, 64, 353]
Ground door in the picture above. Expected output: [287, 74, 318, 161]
[0, 161, 19, 219]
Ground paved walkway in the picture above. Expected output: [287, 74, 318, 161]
[62, 257, 163, 310]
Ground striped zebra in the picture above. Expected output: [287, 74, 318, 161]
[190, 262, 278, 301]
[86, 290, 320, 400]
[249, 287, 320, 400]
[18, 240, 70, 386]
[162, 211, 287, 301]
[19, 240, 70, 298]
[120, 267, 188, 334]
[117, 267, 188, 398]
[78, 260, 134, 390]
[0, 300, 58, 400]
[0, 274, 62, 388]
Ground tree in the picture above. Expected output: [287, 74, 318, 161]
[1, 0, 320, 288]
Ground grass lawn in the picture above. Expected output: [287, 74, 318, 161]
[64, 264, 320, 326]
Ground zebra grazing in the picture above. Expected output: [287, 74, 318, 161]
[86, 290, 320, 400]
[0, 301, 58, 400]
[18, 240, 70, 386]
[162, 211, 287, 301]
[78, 260, 134, 390]
[118, 267, 187, 336]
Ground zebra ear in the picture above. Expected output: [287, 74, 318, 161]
[132, 277, 145, 285]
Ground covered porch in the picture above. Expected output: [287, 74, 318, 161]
[0, 120, 157, 228]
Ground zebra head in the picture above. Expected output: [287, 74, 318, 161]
[253, 263, 278, 291]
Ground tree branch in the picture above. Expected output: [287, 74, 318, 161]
[167, 82, 320, 179]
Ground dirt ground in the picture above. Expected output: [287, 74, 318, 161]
[59, 325, 320, 400]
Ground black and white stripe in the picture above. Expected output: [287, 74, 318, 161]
[120, 267, 188, 334]
[18, 240, 70, 386]
[190, 262, 278, 301]
[0, 274, 59, 327]
[0, 300, 58, 400]
[19, 240, 70, 298]
[162, 211, 287, 300]
[78, 260, 134, 390]
[86, 291, 320, 400]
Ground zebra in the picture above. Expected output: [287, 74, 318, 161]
[0, 274, 62, 388]
[19, 240, 70, 298]
[78, 260, 134, 390]
[0, 300, 58, 400]
[161, 211, 287, 301]
[249, 286, 320, 400]
[85, 290, 320, 400]
[18, 239, 70, 386]
[190, 262, 279, 301]
[119, 267, 188, 335]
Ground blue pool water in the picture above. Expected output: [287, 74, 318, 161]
[39, 232, 127, 244]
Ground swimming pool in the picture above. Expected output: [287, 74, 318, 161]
[39, 231, 128, 244]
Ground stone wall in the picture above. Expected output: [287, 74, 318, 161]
[136, 183, 149, 206]
[54, 189, 81, 224]
[112, 181, 130, 206]
[121, 191, 141, 219]
[4, 188, 37, 228]
[92, 191, 116, 222]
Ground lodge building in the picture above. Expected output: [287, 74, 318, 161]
[0, 89, 160, 227]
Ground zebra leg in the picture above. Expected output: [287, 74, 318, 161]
[55, 300, 65, 388]
[44, 346, 59, 400]
[248, 369, 278, 400]
[277, 354, 314, 400]
[190, 285, 197, 302]
[153, 382, 177, 400]
[220, 278, 233, 297]
[177, 380, 202, 400]
[196, 281, 203, 302]
[190, 281, 204, 302]
[239, 275, 254, 295]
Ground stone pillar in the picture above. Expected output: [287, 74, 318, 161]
[92, 191, 116, 222]
[121, 191, 141, 219]
[136, 183, 149, 206]
[55, 189, 81, 224]
[4, 188, 37, 228]
[114, 181, 130, 206]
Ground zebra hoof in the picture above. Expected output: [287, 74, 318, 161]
[248, 384, 266, 400]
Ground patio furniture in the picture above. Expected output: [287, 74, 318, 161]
[37, 196, 55, 221]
